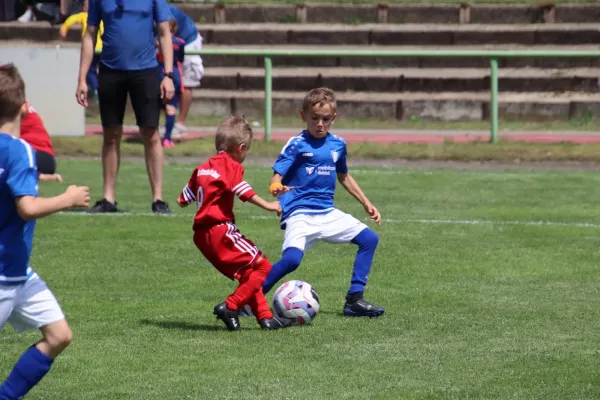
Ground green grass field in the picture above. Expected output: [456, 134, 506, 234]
[2, 159, 600, 399]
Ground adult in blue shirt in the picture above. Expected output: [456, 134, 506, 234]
[76, 0, 175, 214]
[0, 63, 90, 400]
[168, 4, 204, 136]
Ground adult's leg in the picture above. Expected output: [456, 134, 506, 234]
[97, 63, 127, 206]
[128, 67, 167, 206]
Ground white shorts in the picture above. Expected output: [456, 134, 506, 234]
[0, 277, 65, 333]
[183, 35, 204, 88]
[282, 209, 368, 253]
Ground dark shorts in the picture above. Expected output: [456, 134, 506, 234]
[36, 150, 56, 175]
[98, 63, 161, 129]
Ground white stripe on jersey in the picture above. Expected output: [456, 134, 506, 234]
[183, 185, 195, 202]
[279, 134, 303, 155]
[18, 138, 35, 168]
[181, 186, 191, 202]
[226, 222, 257, 257]
[237, 186, 253, 197]
[232, 181, 252, 198]
[0, 274, 30, 282]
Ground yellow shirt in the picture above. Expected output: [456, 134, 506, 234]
[60, 12, 104, 52]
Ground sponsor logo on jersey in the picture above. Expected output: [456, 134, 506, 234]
[305, 166, 315, 175]
[302, 152, 313, 157]
[331, 150, 339, 163]
[197, 169, 221, 179]
[317, 166, 335, 176]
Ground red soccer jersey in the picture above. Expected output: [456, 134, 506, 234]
[20, 104, 54, 156]
[179, 152, 256, 229]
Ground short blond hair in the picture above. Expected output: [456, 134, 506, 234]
[215, 116, 253, 152]
[302, 87, 337, 113]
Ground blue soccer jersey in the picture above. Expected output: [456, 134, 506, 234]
[272, 130, 348, 227]
[0, 134, 38, 285]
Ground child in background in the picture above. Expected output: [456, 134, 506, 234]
[177, 116, 294, 331]
[156, 18, 185, 148]
[59, 0, 103, 98]
[20, 103, 62, 183]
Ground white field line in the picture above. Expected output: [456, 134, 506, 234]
[57, 212, 600, 229]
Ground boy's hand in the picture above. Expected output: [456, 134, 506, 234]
[364, 202, 381, 225]
[177, 198, 188, 208]
[59, 29, 67, 39]
[269, 183, 294, 197]
[65, 185, 90, 208]
[265, 201, 282, 216]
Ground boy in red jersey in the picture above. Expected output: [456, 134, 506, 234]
[19, 103, 62, 183]
[177, 116, 295, 331]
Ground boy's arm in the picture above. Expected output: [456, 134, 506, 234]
[178, 169, 198, 208]
[337, 173, 382, 225]
[16, 186, 90, 221]
[270, 137, 300, 197]
[269, 173, 294, 197]
[247, 194, 281, 215]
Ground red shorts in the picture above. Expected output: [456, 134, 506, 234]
[193, 222, 262, 280]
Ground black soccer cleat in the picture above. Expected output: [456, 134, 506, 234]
[151, 200, 172, 215]
[259, 316, 295, 330]
[213, 302, 241, 331]
[343, 298, 385, 318]
[88, 198, 118, 213]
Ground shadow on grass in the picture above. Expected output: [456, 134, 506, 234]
[140, 319, 223, 332]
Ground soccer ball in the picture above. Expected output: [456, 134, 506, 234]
[273, 280, 320, 324]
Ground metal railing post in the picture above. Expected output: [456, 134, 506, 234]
[489, 58, 499, 144]
[264, 56, 273, 142]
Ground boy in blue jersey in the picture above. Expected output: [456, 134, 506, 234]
[263, 87, 384, 317]
[168, 4, 204, 136]
[0, 64, 91, 400]
[157, 18, 186, 148]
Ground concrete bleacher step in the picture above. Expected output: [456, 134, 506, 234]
[3, 21, 600, 47]
[203, 67, 600, 94]
[175, 3, 600, 25]
[188, 89, 600, 122]
[196, 23, 600, 46]
[200, 44, 600, 69]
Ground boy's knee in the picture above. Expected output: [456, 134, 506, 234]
[254, 256, 272, 275]
[43, 322, 72, 353]
[354, 228, 379, 250]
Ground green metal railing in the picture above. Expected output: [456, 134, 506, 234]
[186, 48, 600, 143]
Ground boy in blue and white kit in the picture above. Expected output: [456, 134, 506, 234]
[0, 64, 90, 400]
[263, 87, 385, 317]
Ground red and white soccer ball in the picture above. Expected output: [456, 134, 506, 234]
[273, 280, 320, 324]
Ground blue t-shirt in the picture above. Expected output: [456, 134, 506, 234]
[0, 134, 38, 285]
[272, 131, 348, 228]
[88, 0, 171, 71]
[169, 5, 198, 45]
